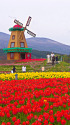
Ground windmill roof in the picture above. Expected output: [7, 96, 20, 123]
[13, 25, 22, 29]
[9, 25, 24, 31]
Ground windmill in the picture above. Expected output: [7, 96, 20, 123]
[3, 16, 36, 60]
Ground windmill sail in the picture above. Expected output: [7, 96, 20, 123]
[14, 19, 23, 27]
[26, 16, 32, 26]
[27, 29, 36, 37]
[14, 17, 36, 37]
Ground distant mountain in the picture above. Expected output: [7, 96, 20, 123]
[0, 32, 10, 48]
[0, 32, 70, 55]
[27, 38, 70, 55]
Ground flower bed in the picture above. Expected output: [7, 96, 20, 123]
[0, 78, 70, 125]
[0, 72, 70, 80]
[0, 71, 11, 74]
[16, 59, 46, 63]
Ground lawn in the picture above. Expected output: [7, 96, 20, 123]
[0, 61, 70, 73]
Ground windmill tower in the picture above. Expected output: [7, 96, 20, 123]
[3, 16, 36, 60]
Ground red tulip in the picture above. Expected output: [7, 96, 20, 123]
[68, 102, 70, 107]
[57, 117, 61, 122]
[63, 104, 66, 108]
[6, 113, 10, 118]
[0, 111, 5, 117]
[27, 113, 33, 120]
[26, 121, 29, 125]
[50, 105, 53, 109]
[61, 119, 66, 125]
[34, 115, 38, 119]
[12, 116, 16, 122]
[44, 120, 48, 125]
[36, 107, 42, 112]
[22, 121, 26, 125]
[49, 110, 53, 115]
[14, 101, 18, 106]
[67, 114, 70, 120]
[7, 122, 11, 125]
[43, 112, 49, 120]
[44, 106, 49, 111]
[1, 123, 6, 125]
[49, 115, 54, 123]
[38, 115, 43, 122]
[16, 119, 21, 124]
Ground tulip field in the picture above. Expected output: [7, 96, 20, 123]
[0, 72, 70, 80]
[0, 72, 70, 125]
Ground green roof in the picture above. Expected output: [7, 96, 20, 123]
[9, 27, 24, 31]
[3, 47, 32, 53]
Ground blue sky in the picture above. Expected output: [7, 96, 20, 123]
[0, 0, 70, 45]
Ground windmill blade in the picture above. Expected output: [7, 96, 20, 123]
[14, 19, 23, 27]
[26, 16, 32, 27]
[27, 29, 36, 37]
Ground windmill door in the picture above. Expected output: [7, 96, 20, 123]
[20, 53, 25, 59]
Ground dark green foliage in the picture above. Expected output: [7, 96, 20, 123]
[0, 49, 7, 60]
[63, 55, 70, 63]
[0, 49, 70, 63]
[31, 50, 52, 58]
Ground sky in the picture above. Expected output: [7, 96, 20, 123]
[0, 0, 70, 46]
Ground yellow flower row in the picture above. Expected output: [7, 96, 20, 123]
[0, 72, 70, 80]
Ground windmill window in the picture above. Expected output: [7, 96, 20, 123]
[11, 42, 15, 48]
[20, 42, 24, 47]
[10, 53, 14, 59]
[12, 35, 15, 40]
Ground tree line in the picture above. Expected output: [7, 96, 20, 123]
[0, 49, 70, 63]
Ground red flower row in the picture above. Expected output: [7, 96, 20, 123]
[16, 58, 46, 62]
[0, 78, 70, 125]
